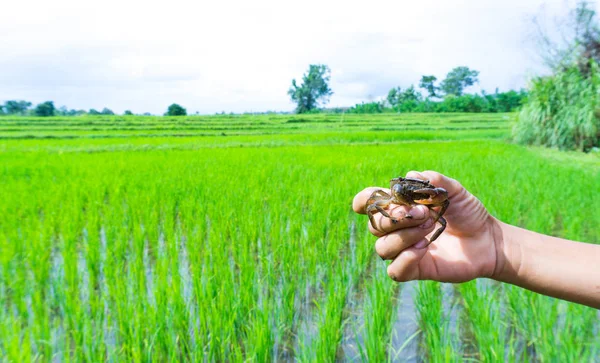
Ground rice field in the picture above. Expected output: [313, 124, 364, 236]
[1, 113, 599, 361]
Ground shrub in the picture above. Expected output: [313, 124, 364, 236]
[166, 104, 187, 116]
[34, 101, 55, 117]
[514, 63, 600, 151]
[348, 102, 384, 114]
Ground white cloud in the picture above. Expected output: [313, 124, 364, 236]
[0, 0, 583, 113]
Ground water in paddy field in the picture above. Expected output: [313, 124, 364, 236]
[29, 224, 600, 361]
[386, 281, 421, 362]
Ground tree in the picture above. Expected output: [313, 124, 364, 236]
[124, 110, 134, 115]
[89, 109, 101, 115]
[387, 85, 422, 110]
[3, 100, 32, 115]
[419, 75, 439, 98]
[101, 108, 114, 115]
[386, 87, 402, 107]
[56, 106, 69, 116]
[398, 85, 422, 103]
[440, 67, 479, 96]
[34, 101, 55, 117]
[69, 109, 87, 116]
[288, 64, 333, 113]
[532, 1, 600, 73]
[166, 104, 187, 116]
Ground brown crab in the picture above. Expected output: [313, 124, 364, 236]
[365, 177, 450, 242]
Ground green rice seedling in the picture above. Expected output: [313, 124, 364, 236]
[0, 113, 598, 361]
[458, 280, 509, 361]
[414, 281, 458, 362]
[358, 261, 399, 362]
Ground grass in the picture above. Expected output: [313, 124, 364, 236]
[0, 113, 598, 361]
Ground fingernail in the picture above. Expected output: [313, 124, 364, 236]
[410, 205, 428, 220]
[414, 239, 429, 249]
[419, 218, 434, 229]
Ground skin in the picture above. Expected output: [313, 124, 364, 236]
[352, 170, 600, 309]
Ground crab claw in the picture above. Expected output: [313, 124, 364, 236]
[413, 187, 448, 204]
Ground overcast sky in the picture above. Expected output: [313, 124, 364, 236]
[0, 0, 584, 114]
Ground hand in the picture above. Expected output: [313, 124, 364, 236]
[353, 171, 503, 283]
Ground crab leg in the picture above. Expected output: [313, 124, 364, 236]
[430, 216, 447, 242]
[366, 190, 391, 230]
[437, 199, 450, 221]
[366, 189, 414, 231]
[367, 201, 392, 231]
[425, 199, 449, 242]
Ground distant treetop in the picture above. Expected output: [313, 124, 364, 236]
[166, 103, 187, 116]
[3, 100, 32, 115]
[34, 101, 56, 117]
[440, 67, 480, 96]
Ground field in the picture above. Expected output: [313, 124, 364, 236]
[1, 113, 599, 361]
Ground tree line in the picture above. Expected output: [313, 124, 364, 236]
[3, 66, 526, 118]
[0, 101, 189, 117]
[288, 65, 527, 114]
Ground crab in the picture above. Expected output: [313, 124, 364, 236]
[365, 177, 450, 242]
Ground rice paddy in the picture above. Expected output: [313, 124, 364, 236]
[1, 113, 599, 361]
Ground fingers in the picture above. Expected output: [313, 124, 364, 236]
[387, 246, 428, 282]
[375, 218, 436, 259]
[406, 170, 463, 198]
[352, 187, 389, 214]
[368, 204, 430, 237]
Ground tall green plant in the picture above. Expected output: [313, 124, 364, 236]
[514, 62, 600, 151]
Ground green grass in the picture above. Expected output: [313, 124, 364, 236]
[0, 113, 598, 361]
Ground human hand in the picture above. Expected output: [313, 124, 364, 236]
[353, 171, 503, 283]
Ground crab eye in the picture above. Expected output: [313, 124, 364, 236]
[392, 183, 404, 194]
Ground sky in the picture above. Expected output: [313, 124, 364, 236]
[0, 0, 585, 114]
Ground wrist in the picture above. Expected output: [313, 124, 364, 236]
[490, 220, 522, 284]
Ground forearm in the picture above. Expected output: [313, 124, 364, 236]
[494, 221, 600, 309]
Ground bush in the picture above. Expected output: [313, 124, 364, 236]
[348, 102, 384, 114]
[514, 63, 600, 151]
[34, 101, 55, 117]
[166, 103, 187, 116]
